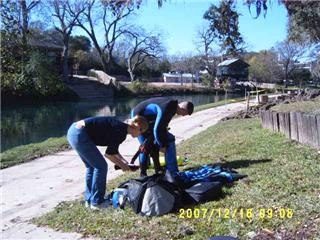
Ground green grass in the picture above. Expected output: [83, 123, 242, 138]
[1, 98, 244, 169]
[33, 118, 320, 239]
[0, 136, 69, 169]
[115, 82, 226, 97]
[194, 97, 245, 112]
[271, 96, 320, 114]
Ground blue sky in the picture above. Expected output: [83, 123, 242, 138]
[71, 0, 288, 56]
[133, 0, 288, 55]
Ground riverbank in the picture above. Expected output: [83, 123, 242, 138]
[2, 80, 241, 105]
[1, 101, 252, 239]
[34, 118, 320, 239]
[0, 97, 244, 169]
[1, 88, 80, 105]
[114, 81, 238, 97]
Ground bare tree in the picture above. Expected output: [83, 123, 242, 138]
[50, 0, 86, 82]
[274, 40, 306, 86]
[184, 55, 202, 86]
[75, 0, 135, 73]
[170, 54, 194, 86]
[196, 25, 218, 76]
[248, 50, 283, 83]
[1, 0, 40, 58]
[20, 0, 40, 48]
[123, 29, 163, 81]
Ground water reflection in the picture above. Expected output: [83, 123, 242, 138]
[1, 94, 239, 152]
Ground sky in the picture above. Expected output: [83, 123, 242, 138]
[71, 0, 289, 56]
[132, 0, 288, 55]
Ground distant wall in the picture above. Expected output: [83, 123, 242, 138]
[256, 83, 277, 89]
[260, 110, 320, 149]
[88, 69, 116, 86]
[237, 82, 277, 89]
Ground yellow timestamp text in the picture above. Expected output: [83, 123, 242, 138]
[178, 208, 294, 220]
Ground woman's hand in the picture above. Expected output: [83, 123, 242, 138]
[127, 164, 139, 172]
[106, 153, 138, 172]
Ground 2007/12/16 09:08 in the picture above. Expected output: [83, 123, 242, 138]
[179, 208, 294, 220]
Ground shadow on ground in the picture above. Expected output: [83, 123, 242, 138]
[183, 158, 272, 171]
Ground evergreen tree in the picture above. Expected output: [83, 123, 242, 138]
[203, 0, 244, 57]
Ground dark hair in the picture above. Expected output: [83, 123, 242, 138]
[186, 101, 194, 115]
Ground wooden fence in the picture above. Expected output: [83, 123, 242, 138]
[260, 110, 320, 149]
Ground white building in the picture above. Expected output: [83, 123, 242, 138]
[163, 72, 197, 83]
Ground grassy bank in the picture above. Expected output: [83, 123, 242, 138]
[0, 137, 69, 169]
[194, 97, 244, 112]
[114, 81, 229, 97]
[1, 98, 244, 169]
[33, 118, 320, 239]
[271, 96, 320, 114]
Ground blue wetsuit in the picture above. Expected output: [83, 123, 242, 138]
[131, 97, 179, 175]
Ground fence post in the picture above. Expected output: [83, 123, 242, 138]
[267, 111, 273, 131]
[264, 110, 269, 130]
[272, 111, 279, 132]
[305, 114, 314, 147]
[284, 112, 291, 138]
[296, 112, 306, 144]
[260, 110, 265, 128]
[308, 114, 319, 148]
[301, 113, 311, 145]
[317, 115, 320, 149]
[279, 112, 285, 134]
[260, 110, 319, 149]
[290, 112, 299, 141]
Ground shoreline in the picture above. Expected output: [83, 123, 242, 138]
[1, 101, 253, 239]
[0, 97, 245, 169]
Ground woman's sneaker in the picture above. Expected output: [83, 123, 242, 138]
[85, 201, 90, 208]
[90, 199, 111, 210]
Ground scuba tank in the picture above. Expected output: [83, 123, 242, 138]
[111, 188, 128, 209]
[149, 155, 188, 168]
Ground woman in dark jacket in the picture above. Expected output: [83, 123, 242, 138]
[67, 115, 148, 210]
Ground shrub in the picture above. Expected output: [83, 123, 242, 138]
[200, 73, 215, 87]
[131, 80, 148, 92]
[26, 52, 64, 96]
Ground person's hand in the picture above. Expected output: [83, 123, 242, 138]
[121, 163, 131, 172]
[128, 164, 139, 172]
[160, 147, 166, 153]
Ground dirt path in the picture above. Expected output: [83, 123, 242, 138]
[1, 101, 252, 240]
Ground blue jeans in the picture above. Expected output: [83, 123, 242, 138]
[138, 132, 178, 175]
[67, 123, 108, 205]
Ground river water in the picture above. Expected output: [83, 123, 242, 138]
[1, 94, 240, 152]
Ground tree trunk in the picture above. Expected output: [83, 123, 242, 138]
[100, 54, 109, 74]
[127, 58, 135, 82]
[128, 69, 135, 82]
[21, 0, 28, 47]
[20, 0, 28, 62]
[62, 38, 70, 82]
[90, 39, 109, 73]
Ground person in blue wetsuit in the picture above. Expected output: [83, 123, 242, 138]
[67, 116, 148, 210]
[131, 97, 194, 176]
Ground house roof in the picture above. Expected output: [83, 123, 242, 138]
[218, 58, 249, 67]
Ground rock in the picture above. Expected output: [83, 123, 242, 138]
[306, 89, 320, 99]
[179, 225, 194, 236]
[246, 231, 256, 239]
